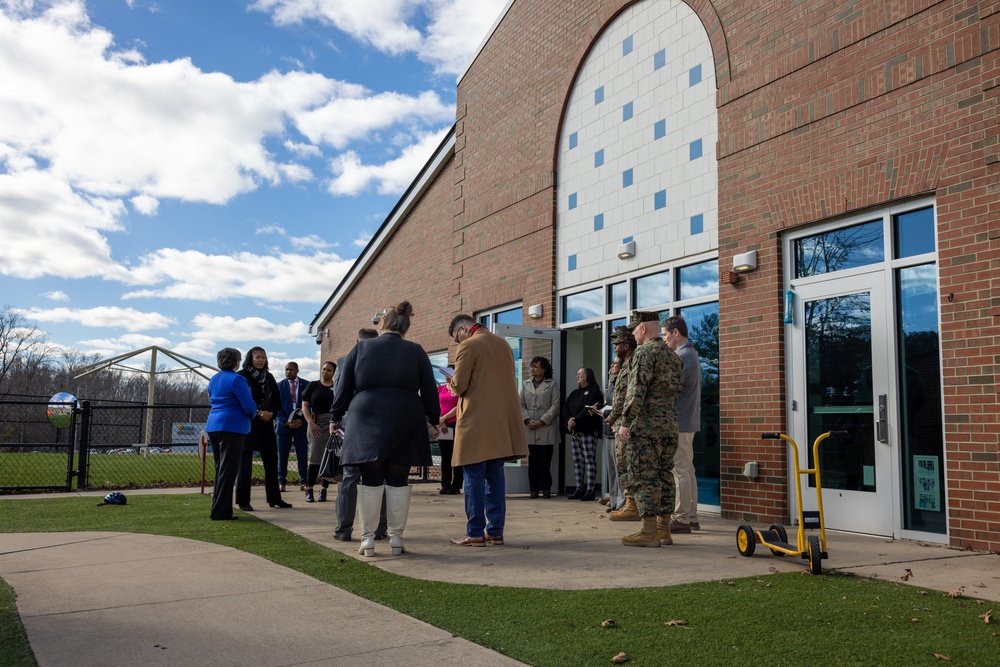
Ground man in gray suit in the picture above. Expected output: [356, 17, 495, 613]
[332, 328, 387, 541]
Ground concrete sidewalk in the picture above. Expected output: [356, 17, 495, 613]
[2, 484, 999, 667]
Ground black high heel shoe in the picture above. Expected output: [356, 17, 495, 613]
[269, 500, 293, 508]
[238, 504, 254, 512]
[305, 489, 315, 503]
[318, 487, 328, 502]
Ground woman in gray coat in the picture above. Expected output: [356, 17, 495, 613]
[520, 356, 561, 498]
[330, 301, 440, 557]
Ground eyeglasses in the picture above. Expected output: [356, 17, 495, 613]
[452, 325, 466, 345]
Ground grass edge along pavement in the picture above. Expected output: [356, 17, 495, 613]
[1, 495, 998, 667]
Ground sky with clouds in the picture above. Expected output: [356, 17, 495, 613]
[0, 0, 507, 382]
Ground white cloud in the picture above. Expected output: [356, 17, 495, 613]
[328, 127, 448, 195]
[283, 140, 322, 158]
[352, 232, 372, 248]
[15, 306, 176, 331]
[120, 248, 356, 303]
[188, 313, 310, 344]
[290, 234, 333, 251]
[256, 224, 287, 236]
[251, 0, 508, 76]
[130, 193, 159, 215]
[75, 332, 173, 353]
[41, 290, 70, 302]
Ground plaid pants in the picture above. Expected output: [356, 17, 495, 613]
[571, 433, 597, 492]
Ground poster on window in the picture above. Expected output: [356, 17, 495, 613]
[913, 455, 941, 512]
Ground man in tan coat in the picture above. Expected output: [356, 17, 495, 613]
[447, 314, 528, 546]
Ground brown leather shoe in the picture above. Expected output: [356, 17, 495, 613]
[486, 535, 504, 545]
[449, 535, 487, 547]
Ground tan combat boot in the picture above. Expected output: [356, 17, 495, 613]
[608, 496, 640, 521]
[656, 515, 673, 545]
[622, 515, 661, 547]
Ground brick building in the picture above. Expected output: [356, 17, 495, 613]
[312, 0, 999, 551]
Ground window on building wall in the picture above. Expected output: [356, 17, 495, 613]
[794, 219, 884, 278]
[894, 206, 935, 258]
[677, 259, 719, 300]
[563, 288, 602, 323]
[608, 282, 627, 314]
[477, 304, 523, 329]
[634, 270, 671, 309]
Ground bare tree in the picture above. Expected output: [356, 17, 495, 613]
[0, 306, 52, 395]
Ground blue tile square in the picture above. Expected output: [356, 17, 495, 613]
[654, 119, 666, 140]
[654, 49, 665, 71]
[568, 254, 577, 271]
[689, 138, 703, 160]
[568, 193, 578, 210]
[623, 236, 633, 244]
[654, 190, 666, 210]
[689, 64, 702, 86]
[690, 214, 704, 235]
[623, 36, 633, 56]
[569, 132, 578, 149]
[594, 213, 604, 232]
[595, 86, 604, 104]
[594, 149, 604, 168]
[622, 169, 633, 188]
[622, 101, 633, 122]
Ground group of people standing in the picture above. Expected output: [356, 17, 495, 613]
[205, 302, 700, 551]
[205, 303, 529, 553]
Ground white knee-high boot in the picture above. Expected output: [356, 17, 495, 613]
[385, 484, 412, 556]
[357, 485, 385, 557]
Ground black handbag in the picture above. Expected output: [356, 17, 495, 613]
[318, 432, 343, 483]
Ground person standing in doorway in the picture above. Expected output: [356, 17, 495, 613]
[520, 356, 560, 499]
[565, 367, 604, 501]
[276, 361, 309, 492]
[617, 312, 682, 547]
[447, 314, 528, 546]
[662, 315, 702, 533]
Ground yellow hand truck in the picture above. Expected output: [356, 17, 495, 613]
[736, 430, 847, 575]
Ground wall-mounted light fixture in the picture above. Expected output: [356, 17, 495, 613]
[617, 240, 636, 260]
[733, 250, 758, 273]
[527, 304, 543, 319]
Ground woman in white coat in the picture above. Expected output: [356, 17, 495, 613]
[520, 356, 561, 498]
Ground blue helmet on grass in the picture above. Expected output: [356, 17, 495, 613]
[98, 492, 127, 506]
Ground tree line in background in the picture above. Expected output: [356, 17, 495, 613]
[0, 306, 208, 405]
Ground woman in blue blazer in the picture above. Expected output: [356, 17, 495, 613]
[207, 347, 257, 520]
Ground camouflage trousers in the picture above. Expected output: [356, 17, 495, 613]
[619, 430, 677, 516]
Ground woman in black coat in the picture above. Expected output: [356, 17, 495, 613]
[235, 346, 292, 511]
[331, 301, 440, 557]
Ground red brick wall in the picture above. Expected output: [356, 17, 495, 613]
[715, 0, 999, 551]
[318, 155, 457, 363]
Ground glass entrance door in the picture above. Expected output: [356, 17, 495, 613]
[789, 275, 895, 535]
[494, 324, 563, 494]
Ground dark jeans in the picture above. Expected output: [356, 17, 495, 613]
[209, 431, 244, 520]
[438, 438, 463, 490]
[527, 444, 554, 494]
[277, 427, 309, 485]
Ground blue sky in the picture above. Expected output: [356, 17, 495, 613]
[0, 0, 507, 381]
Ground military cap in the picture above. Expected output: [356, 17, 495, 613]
[609, 325, 635, 345]
[627, 310, 661, 328]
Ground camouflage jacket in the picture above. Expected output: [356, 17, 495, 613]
[622, 337, 682, 432]
[607, 354, 633, 427]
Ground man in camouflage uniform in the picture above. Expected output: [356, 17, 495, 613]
[605, 325, 640, 521]
[617, 311, 683, 547]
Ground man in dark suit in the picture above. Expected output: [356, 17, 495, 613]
[332, 328, 386, 542]
[276, 361, 309, 492]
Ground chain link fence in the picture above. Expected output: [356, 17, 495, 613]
[2, 399, 443, 494]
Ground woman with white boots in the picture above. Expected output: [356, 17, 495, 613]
[330, 301, 440, 557]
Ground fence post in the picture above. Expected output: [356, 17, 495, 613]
[76, 400, 91, 490]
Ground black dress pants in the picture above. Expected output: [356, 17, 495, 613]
[438, 438, 464, 490]
[209, 431, 245, 519]
[236, 425, 281, 506]
[527, 444, 554, 494]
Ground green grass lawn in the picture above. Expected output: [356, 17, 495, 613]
[0, 452, 302, 490]
[2, 495, 997, 666]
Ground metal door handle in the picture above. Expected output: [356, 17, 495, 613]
[876, 394, 888, 443]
